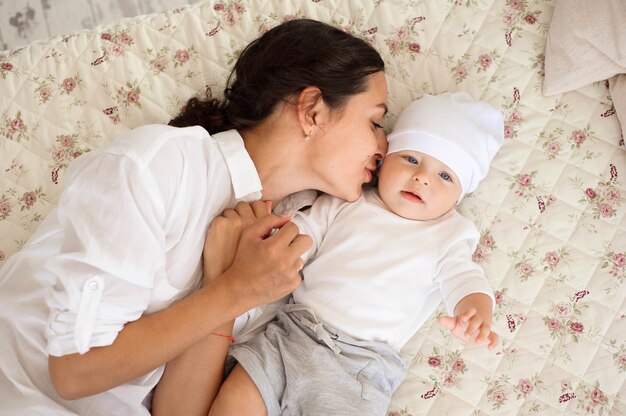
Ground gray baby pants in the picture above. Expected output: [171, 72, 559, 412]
[229, 303, 406, 416]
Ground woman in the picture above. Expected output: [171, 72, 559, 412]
[0, 19, 388, 415]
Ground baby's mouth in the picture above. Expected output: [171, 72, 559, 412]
[401, 190, 423, 203]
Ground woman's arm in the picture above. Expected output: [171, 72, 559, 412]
[48, 212, 310, 400]
[152, 201, 275, 416]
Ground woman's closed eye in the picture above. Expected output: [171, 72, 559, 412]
[372, 121, 383, 130]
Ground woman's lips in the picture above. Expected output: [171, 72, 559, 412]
[401, 190, 423, 203]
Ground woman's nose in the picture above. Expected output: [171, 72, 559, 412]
[375, 132, 388, 160]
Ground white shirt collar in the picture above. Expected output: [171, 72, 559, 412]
[213, 129, 263, 202]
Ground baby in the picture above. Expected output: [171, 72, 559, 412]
[210, 92, 504, 416]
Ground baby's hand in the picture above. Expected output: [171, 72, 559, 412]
[437, 307, 498, 350]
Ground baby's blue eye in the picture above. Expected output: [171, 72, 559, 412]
[406, 156, 418, 164]
[440, 172, 452, 181]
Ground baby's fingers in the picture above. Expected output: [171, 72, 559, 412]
[486, 332, 499, 350]
[437, 316, 458, 331]
[463, 314, 485, 337]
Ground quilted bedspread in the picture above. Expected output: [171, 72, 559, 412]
[0, 0, 624, 414]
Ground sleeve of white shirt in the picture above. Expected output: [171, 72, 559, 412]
[434, 236, 495, 317]
[44, 152, 166, 356]
[290, 194, 345, 264]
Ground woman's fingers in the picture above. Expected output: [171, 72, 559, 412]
[250, 200, 272, 217]
[234, 201, 255, 218]
[243, 214, 292, 242]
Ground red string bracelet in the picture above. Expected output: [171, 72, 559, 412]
[212, 332, 235, 343]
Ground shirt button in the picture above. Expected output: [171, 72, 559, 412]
[89, 281, 99, 290]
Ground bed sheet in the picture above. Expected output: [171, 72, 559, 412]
[0, 0, 624, 414]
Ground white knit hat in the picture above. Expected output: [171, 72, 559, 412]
[387, 92, 504, 199]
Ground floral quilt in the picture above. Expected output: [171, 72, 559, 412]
[0, 0, 624, 414]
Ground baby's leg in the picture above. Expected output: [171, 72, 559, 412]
[208, 363, 267, 416]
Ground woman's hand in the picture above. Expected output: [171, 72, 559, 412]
[203, 200, 312, 310]
[202, 200, 272, 283]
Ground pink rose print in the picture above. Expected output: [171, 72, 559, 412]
[612, 253, 625, 268]
[101, 33, 112, 41]
[427, 357, 441, 367]
[39, 86, 52, 101]
[554, 302, 571, 318]
[561, 380, 572, 392]
[119, 33, 133, 45]
[478, 54, 492, 70]
[455, 65, 468, 80]
[213, 4, 224, 11]
[502, 10, 519, 26]
[62, 77, 77, 93]
[504, 124, 514, 138]
[472, 246, 487, 263]
[59, 135, 74, 147]
[395, 27, 409, 39]
[494, 290, 503, 305]
[0, 199, 12, 217]
[451, 358, 465, 373]
[590, 388, 606, 404]
[153, 57, 167, 72]
[11, 118, 24, 132]
[233, 2, 245, 13]
[0, 251, 5, 261]
[509, 0, 524, 10]
[547, 319, 561, 331]
[571, 130, 587, 147]
[175, 49, 190, 64]
[547, 141, 560, 155]
[408, 43, 421, 53]
[127, 90, 140, 104]
[603, 187, 621, 204]
[545, 251, 560, 269]
[491, 389, 507, 404]
[518, 173, 532, 187]
[21, 191, 37, 209]
[442, 372, 456, 387]
[585, 188, 597, 200]
[110, 43, 125, 56]
[524, 14, 537, 24]
[388, 39, 401, 53]
[520, 262, 534, 276]
[517, 379, 533, 397]
[508, 109, 523, 124]
[599, 203, 614, 218]
[480, 234, 494, 248]
[569, 322, 584, 333]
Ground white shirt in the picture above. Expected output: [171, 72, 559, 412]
[291, 189, 495, 352]
[0, 124, 294, 415]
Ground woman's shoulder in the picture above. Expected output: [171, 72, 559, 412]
[102, 124, 211, 157]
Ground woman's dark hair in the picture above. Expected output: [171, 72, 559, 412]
[169, 19, 385, 134]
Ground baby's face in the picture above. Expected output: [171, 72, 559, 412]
[377, 150, 462, 220]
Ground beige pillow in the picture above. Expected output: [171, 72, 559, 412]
[543, 0, 626, 96]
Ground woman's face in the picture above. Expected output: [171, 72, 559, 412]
[311, 71, 389, 202]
